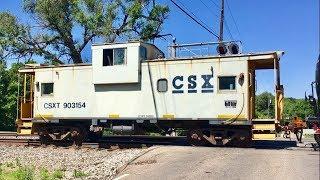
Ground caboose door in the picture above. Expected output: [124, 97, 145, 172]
[20, 73, 35, 119]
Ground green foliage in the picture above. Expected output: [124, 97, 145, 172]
[0, 161, 64, 180]
[283, 98, 313, 119]
[0, 61, 36, 131]
[12, 166, 35, 180]
[1, 0, 169, 64]
[255, 92, 275, 118]
[255, 92, 314, 120]
[51, 169, 64, 179]
[40, 168, 64, 180]
[0, 159, 35, 180]
[40, 168, 50, 180]
[0, 62, 22, 131]
[73, 169, 88, 178]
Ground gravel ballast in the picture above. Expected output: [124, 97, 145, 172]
[0, 145, 146, 179]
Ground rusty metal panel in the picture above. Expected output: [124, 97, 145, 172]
[21, 103, 32, 119]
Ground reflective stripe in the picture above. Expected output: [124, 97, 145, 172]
[163, 114, 175, 119]
[35, 114, 53, 118]
[109, 114, 120, 118]
[253, 133, 276, 140]
[217, 114, 246, 119]
[253, 124, 275, 130]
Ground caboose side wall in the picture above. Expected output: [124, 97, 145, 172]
[138, 57, 248, 120]
[34, 66, 94, 118]
[32, 56, 249, 121]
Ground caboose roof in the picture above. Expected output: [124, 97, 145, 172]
[18, 51, 284, 73]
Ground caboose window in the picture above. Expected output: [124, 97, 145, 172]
[219, 76, 236, 90]
[103, 48, 126, 66]
[157, 79, 168, 92]
[140, 46, 147, 61]
[41, 83, 54, 96]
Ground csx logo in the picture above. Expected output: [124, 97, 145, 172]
[172, 74, 213, 93]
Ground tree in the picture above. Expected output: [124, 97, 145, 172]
[255, 92, 314, 120]
[283, 98, 313, 120]
[0, 61, 24, 130]
[255, 92, 275, 118]
[0, 0, 169, 64]
[0, 60, 35, 131]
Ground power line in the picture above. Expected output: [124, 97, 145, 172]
[208, 0, 220, 9]
[199, 0, 220, 18]
[177, 0, 213, 31]
[225, 0, 241, 39]
[198, 0, 233, 40]
[176, 0, 217, 35]
[225, 19, 234, 40]
[169, 0, 219, 39]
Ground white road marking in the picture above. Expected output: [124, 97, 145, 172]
[113, 173, 130, 180]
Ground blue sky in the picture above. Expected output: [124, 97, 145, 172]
[0, 0, 319, 98]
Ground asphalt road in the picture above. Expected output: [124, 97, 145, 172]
[115, 145, 320, 180]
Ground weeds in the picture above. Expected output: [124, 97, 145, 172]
[12, 166, 35, 180]
[51, 169, 64, 179]
[40, 168, 50, 180]
[73, 169, 88, 178]
[0, 160, 65, 180]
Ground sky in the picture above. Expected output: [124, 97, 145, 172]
[0, 0, 319, 98]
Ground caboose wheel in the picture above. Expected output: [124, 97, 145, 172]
[187, 129, 206, 146]
[39, 134, 52, 146]
[88, 131, 103, 141]
[70, 127, 87, 146]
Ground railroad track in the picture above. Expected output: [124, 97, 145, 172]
[0, 132, 299, 149]
[0, 131, 40, 146]
[0, 132, 188, 148]
[82, 135, 188, 149]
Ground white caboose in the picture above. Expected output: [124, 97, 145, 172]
[17, 41, 284, 145]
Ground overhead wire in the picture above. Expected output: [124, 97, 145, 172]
[208, 0, 220, 9]
[225, 0, 241, 40]
[199, 0, 220, 18]
[224, 19, 234, 40]
[176, 0, 217, 35]
[199, 0, 234, 40]
[169, 0, 219, 39]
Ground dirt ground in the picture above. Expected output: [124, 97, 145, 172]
[115, 144, 320, 180]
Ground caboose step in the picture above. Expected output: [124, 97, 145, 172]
[16, 118, 34, 135]
[21, 118, 33, 121]
[253, 133, 276, 140]
[18, 129, 32, 135]
[21, 122, 33, 128]
[252, 124, 275, 130]
[252, 119, 275, 123]
[252, 119, 276, 140]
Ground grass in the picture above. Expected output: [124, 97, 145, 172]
[0, 160, 65, 180]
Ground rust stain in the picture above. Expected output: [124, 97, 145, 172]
[189, 59, 193, 72]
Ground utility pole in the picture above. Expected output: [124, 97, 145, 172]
[219, 0, 225, 42]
